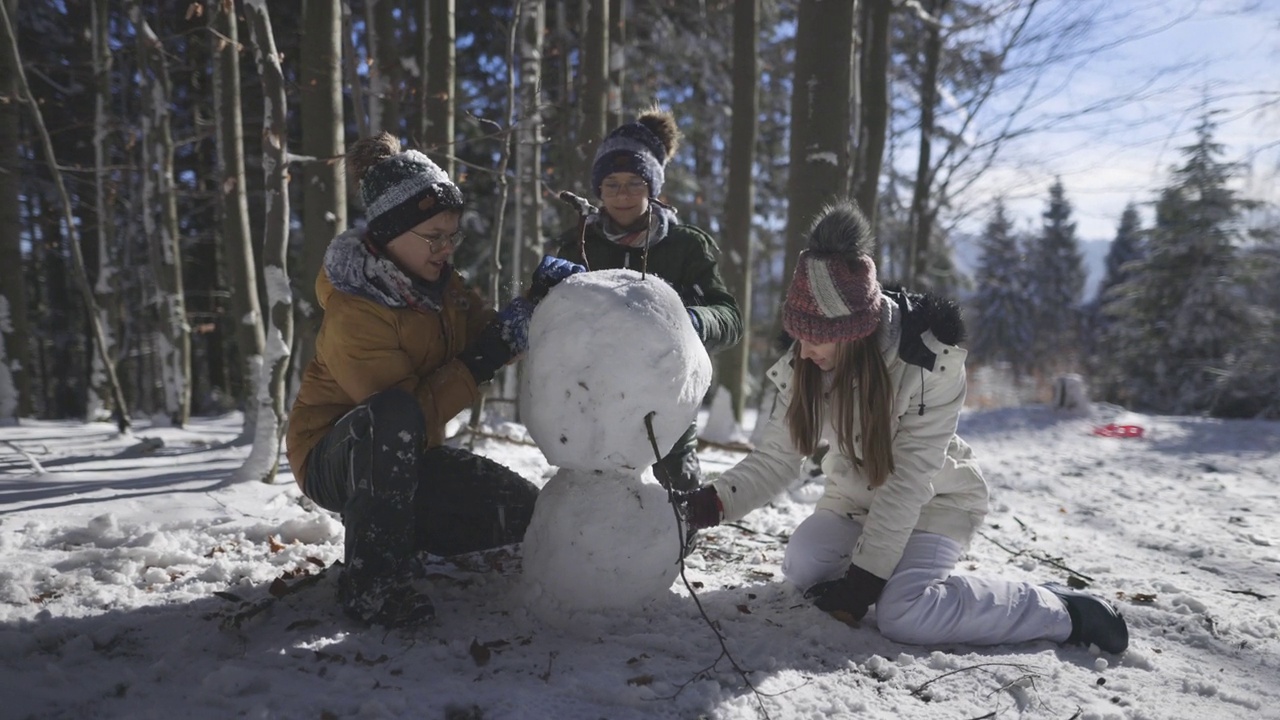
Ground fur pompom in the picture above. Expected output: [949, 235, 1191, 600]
[346, 132, 402, 184]
[636, 108, 681, 164]
[807, 201, 874, 258]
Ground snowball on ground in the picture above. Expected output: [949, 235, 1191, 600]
[520, 467, 681, 616]
[520, 268, 712, 472]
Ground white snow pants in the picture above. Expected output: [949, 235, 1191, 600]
[781, 508, 1073, 646]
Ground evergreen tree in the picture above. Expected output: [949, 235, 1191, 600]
[1104, 112, 1252, 414]
[1089, 203, 1146, 403]
[1026, 178, 1085, 373]
[969, 199, 1033, 374]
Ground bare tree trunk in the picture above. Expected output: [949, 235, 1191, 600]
[854, 0, 890, 239]
[340, 1, 369, 138]
[580, 0, 608, 165]
[298, 0, 347, 394]
[0, 0, 129, 431]
[87, 0, 120, 423]
[211, 0, 266, 440]
[425, 0, 456, 174]
[719, 0, 758, 424]
[0, 0, 31, 421]
[907, 0, 946, 290]
[781, 0, 856, 308]
[606, 0, 625, 129]
[242, 0, 294, 483]
[369, 0, 402, 136]
[132, 4, 191, 426]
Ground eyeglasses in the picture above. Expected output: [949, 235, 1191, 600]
[600, 179, 649, 197]
[405, 228, 465, 252]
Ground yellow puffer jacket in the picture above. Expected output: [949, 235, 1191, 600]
[285, 264, 493, 487]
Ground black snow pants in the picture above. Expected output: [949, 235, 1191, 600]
[302, 388, 539, 616]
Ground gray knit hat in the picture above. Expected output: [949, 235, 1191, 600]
[591, 109, 681, 199]
[347, 133, 464, 249]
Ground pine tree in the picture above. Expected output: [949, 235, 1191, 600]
[1089, 203, 1146, 403]
[1026, 178, 1085, 373]
[969, 200, 1033, 374]
[1104, 112, 1251, 414]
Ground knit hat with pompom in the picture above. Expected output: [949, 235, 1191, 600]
[591, 109, 682, 199]
[347, 132, 464, 249]
[782, 202, 885, 344]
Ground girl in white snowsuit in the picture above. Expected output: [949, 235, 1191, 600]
[678, 202, 1128, 653]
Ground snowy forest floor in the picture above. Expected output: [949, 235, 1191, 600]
[1, 403, 1278, 719]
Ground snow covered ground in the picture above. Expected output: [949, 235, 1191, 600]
[1, 403, 1277, 719]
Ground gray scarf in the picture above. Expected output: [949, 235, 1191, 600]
[589, 204, 678, 248]
[323, 228, 446, 312]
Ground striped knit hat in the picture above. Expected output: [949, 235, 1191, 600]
[783, 203, 884, 344]
[347, 132, 464, 249]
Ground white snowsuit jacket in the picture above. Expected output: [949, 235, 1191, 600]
[709, 289, 989, 581]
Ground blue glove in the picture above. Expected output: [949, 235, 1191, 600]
[498, 297, 535, 356]
[458, 298, 534, 384]
[687, 308, 702, 336]
[530, 255, 586, 302]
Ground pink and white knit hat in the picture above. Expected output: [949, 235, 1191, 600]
[782, 203, 884, 344]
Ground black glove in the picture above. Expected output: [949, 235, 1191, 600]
[806, 564, 888, 622]
[674, 485, 722, 531]
[458, 320, 513, 385]
[529, 255, 586, 302]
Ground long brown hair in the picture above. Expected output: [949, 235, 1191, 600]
[787, 334, 896, 487]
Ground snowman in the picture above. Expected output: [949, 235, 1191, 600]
[518, 268, 712, 618]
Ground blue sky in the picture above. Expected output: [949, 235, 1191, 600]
[963, 0, 1280, 241]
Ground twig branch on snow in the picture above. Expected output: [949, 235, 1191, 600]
[978, 531, 1095, 583]
[643, 413, 774, 720]
[910, 661, 1037, 698]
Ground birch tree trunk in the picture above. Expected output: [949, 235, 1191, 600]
[210, 0, 266, 440]
[0, 0, 129, 431]
[88, 0, 120, 422]
[0, 0, 29, 422]
[298, 0, 347, 391]
[132, 4, 192, 426]
[781, 0, 855, 297]
[241, 0, 293, 483]
[719, 0, 759, 423]
[505, 0, 544, 408]
[424, 0, 456, 175]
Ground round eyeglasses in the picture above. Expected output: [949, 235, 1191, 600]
[406, 228, 465, 252]
[600, 179, 649, 197]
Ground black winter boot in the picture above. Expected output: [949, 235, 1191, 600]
[337, 389, 426, 623]
[1045, 583, 1129, 654]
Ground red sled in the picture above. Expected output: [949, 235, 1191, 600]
[1092, 423, 1144, 438]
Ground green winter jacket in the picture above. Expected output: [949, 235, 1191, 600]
[552, 220, 743, 354]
